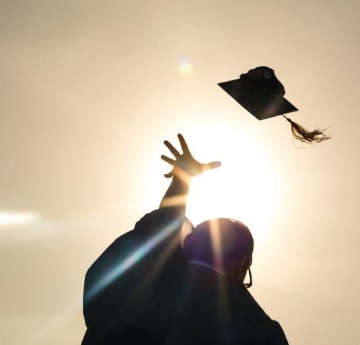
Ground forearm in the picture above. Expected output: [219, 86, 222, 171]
[159, 176, 190, 214]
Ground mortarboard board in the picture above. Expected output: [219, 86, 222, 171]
[218, 66, 331, 144]
[218, 66, 297, 120]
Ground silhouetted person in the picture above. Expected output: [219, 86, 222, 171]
[81, 134, 220, 344]
[81, 134, 288, 344]
[170, 218, 289, 345]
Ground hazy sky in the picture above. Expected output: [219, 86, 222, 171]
[1, 1, 360, 344]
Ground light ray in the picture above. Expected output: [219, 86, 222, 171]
[123, 226, 182, 307]
[160, 195, 187, 208]
[85, 217, 182, 302]
[0, 211, 38, 227]
[209, 219, 231, 341]
[209, 219, 223, 270]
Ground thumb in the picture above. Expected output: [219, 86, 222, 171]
[204, 161, 221, 170]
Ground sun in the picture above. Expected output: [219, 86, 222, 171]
[142, 122, 280, 242]
[183, 127, 279, 241]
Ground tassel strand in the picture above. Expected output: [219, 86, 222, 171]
[283, 115, 332, 144]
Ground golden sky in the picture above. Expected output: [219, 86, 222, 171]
[1, 1, 360, 344]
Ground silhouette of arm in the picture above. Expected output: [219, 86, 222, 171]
[159, 133, 221, 213]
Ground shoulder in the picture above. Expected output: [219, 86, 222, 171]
[133, 207, 182, 236]
[237, 288, 289, 344]
[265, 320, 289, 345]
[86, 208, 174, 274]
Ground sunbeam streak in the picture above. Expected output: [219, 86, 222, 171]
[85, 218, 181, 302]
[0, 211, 38, 227]
[209, 219, 223, 269]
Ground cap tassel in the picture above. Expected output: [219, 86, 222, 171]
[283, 115, 332, 144]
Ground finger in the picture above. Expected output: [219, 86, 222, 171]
[161, 155, 176, 165]
[204, 161, 221, 170]
[164, 140, 180, 158]
[164, 171, 174, 178]
[177, 134, 190, 154]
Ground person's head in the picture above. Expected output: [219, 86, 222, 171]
[183, 218, 254, 287]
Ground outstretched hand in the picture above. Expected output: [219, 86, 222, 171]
[161, 134, 221, 180]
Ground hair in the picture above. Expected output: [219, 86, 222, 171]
[183, 218, 254, 272]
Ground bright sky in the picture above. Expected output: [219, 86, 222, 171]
[1, 1, 360, 344]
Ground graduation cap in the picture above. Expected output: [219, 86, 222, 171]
[218, 66, 331, 144]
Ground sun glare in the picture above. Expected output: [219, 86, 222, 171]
[143, 122, 279, 242]
[184, 126, 279, 241]
[0, 211, 38, 227]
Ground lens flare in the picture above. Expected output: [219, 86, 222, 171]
[177, 57, 193, 77]
[209, 219, 223, 269]
[85, 218, 181, 302]
[0, 211, 38, 226]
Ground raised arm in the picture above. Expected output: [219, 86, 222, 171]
[160, 133, 221, 214]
